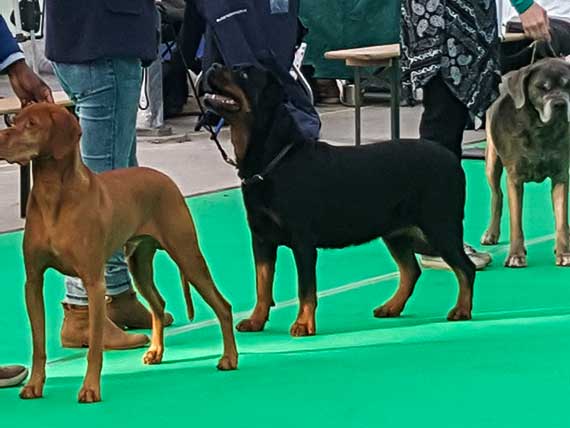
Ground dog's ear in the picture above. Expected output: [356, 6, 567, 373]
[505, 64, 536, 110]
[49, 107, 82, 160]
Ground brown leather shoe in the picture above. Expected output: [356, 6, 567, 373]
[61, 303, 150, 350]
[107, 290, 174, 330]
[0, 365, 28, 388]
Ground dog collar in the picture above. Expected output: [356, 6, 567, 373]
[241, 143, 296, 186]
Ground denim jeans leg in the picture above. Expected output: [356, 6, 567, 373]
[53, 58, 143, 305]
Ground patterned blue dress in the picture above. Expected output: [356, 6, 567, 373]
[401, 0, 502, 120]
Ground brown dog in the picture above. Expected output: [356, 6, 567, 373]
[0, 103, 238, 403]
[482, 58, 570, 267]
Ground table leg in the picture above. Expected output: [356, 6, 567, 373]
[390, 58, 401, 141]
[354, 67, 362, 146]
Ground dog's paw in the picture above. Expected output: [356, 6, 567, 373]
[236, 318, 266, 332]
[504, 254, 527, 268]
[556, 253, 570, 267]
[447, 306, 472, 321]
[290, 322, 315, 337]
[19, 383, 43, 400]
[373, 303, 403, 318]
[143, 346, 164, 365]
[217, 354, 238, 371]
[78, 385, 101, 404]
[480, 230, 499, 246]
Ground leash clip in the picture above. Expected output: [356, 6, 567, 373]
[242, 174, 265, 186]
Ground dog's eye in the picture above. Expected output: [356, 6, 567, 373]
[25, 119, 36, 129]
[239, 71, 249, 80]
[538, 82, 551, 91]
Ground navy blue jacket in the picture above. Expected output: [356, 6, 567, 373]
[45, 0, 158, 64]
[0, 15, 23, 71]
[196, 0, 320, 142]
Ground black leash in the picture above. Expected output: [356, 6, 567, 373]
[173, 36, 238, 168]
[241, 142, 296, 186]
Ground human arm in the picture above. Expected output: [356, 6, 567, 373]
[510, 0, 551, 41]
[0, 15, 53, 105]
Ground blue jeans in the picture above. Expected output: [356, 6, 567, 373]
[53, 58, 142, 305]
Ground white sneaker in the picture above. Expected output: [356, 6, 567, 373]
[420, 244, 492, 271]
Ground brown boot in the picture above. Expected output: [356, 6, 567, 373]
[107, 290, 174, 330]
[61, 304, 150, 350]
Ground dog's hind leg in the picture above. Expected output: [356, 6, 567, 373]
[19, 268, 47, 400]
[374, 234, 420, 318]
[481, 137, 504, 246]
[126, 238, 166, 365]
[236, 237, 277, 332]
[290, 245, 318, 337]
[164, 234, 238, 370]
[423, 224, 476, 321]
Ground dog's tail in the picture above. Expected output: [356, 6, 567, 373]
[180, 271, 195, 322]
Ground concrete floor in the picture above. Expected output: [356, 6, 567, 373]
[0, 74, 485, 232]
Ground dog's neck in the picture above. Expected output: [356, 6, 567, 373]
[30, 147, 93, 221]
[235, 108, 292, 179]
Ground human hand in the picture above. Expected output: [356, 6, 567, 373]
[7, 60, 54, 107]
[519, 2, 551, 41]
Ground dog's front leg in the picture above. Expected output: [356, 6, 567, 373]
[552, 179, 570, 266]
[78, 272, 105, 404]
[505, 176, 527, 267]
[236, 237, 277, 332]
[20, 270, 46, 400]
[290, 245, 317, 337]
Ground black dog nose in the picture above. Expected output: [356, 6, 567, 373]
[552, 98, 568, 109]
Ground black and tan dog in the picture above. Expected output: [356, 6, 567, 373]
[481, 58, 570, 267]
[204, 63, 476, 337]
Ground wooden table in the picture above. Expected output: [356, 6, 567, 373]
[0, 91, 73, 218]
[325, 44, 401, 145]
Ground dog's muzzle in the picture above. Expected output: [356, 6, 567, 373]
[203, 93, 240, 112]
[540, 93, 570, 123]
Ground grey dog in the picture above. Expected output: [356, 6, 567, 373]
[481, 58, 570, 267]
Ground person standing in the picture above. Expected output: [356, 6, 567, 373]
[45, 0, 173, 349]
[401, 0, 550, 270]
[0, 14, 52, 388]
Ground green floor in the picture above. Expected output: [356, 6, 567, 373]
[1, 160, 570, 427]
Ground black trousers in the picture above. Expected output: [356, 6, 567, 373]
[180, 0, 205, 74]
[501, 18, 570, 74]
[419, 74, 469, 160]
